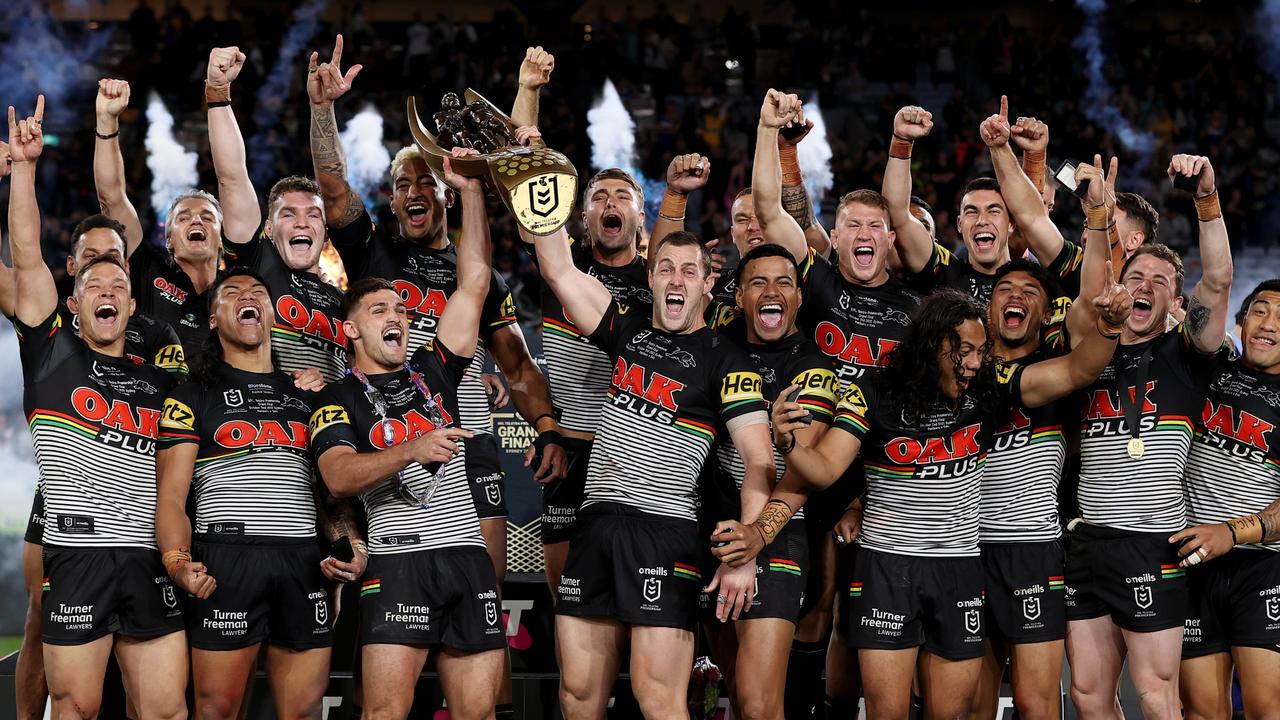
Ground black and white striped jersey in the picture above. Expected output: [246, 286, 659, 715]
[18, 309, 174, 548]
[330, 209, 517, 434]
[534, 241, 652, 434]
[1185, 357, 1280, 551]
[583, 300, 769, 522]
[223, 229, 347, 383]
[158, 364, 317, 539]
[310, 341, 483, 555]
[833, 373, 992, 557]
[1077, 326, 1219, 533]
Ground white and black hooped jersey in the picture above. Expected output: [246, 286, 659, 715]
[18, 309, 173, 548]
[584, 300, 769, 522]
[534, 240, 652, 434]
[158, 364, 317, 539]
[1077, 326, 1219, 533]
[330, 209, 517, 434]
[1185, 357, 1280, 551]
[310, 341, 483, 555]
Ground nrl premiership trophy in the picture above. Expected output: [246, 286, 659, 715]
[407, 90, 577, 235]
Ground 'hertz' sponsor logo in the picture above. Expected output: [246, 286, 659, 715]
[720, 371, 763, 404]
[309, 405, 350, 435]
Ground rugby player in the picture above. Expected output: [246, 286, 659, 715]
[310, 154, 505, 720]
[1065, 154, 1233, 720]
[1172, 279, 1280, 719]
[9, 94, 187, 720]
[702, 243, 839, 720]
[155, 268, 360, 719]
[523, 200, 772, 716]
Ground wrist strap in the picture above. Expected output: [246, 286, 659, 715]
[205, 81, 231, 105]
[779, 143, 803, 186]
[889, 134, 913, 160]
[95, 129, 120, 140]
[1227, 514, 1263, 545]
[778, 432, 796, 455]
[659, 188, 687, 222]
[1195, 189, 1222, 222]
[1096, 316, 1123, 339]
[1085, 203, 1110, 231]
[1023, 149, 1047, 193]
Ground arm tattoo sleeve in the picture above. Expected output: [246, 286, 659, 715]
[315, 484, 364, 543]
[1186, 296, 1211, 337]
[781, 183, 815, 230]
[751, 500, 795, 545]
[310, 104, 345, 180]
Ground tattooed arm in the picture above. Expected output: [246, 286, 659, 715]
[307, 35, 366, 229]
[778, 125, 831, 257]
[1171, 154, 1231, 352]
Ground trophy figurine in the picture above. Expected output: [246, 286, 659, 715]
[408, 90, 577, 236]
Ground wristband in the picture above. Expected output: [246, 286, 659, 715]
[1260, 515, 1270, 543]
[1107, 221, 1122, 251]
[1226, 521, 1239, 545]
[1085, 202, 1110, 231]
[1227, 514, 1263, 545]
[889, 134, 913, 160]
[206, 101, 231, 109]
[1194, 189, 1222, 222]
[162, 549, 191, 577]
[779, 143, 803, 186]
[659, 188, 687, 222]
[204, 81, 231, 105]
[95, 130, 120, 140]
[1096, 316, 1123, 339]
[1023, 149, 1047, 192]
[778, 432, 796, 455]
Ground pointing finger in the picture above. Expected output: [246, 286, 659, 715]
[999, 94, 1008, 121]
[34, 95, 44, 123]
[333, 33, 344, 66]
[309, 51, 319, 72]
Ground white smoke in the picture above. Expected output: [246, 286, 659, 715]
[798, 96, 834, 206]
[339, 104, 390, 210]
[1072, 0, 1156, 161]
[144, 92, 199, 218]
[586, 79, 665, 229]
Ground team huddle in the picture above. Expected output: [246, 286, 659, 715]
[4, 36, 1278, 720]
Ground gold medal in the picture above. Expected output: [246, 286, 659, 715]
[1127, 437, 1145, 459]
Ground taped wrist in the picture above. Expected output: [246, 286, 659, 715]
[205, 81, 231, 105]
[889, 133, 913, 160]
[779, 143, 803, 186]
[658, 188, 687, 222]
[1195, 189, 1222, 222]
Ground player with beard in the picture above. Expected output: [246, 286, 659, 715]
[523, 207, 772, 717]
[972, 159, 1120, 720]
[308, 42, 567, 610]
[1065, 154, 1233, 720]
[753, 89, 926, 717]
[883, 105, 1013, 307]
[309, 154, 504, 720]
[701, 244, 838, 720]
[712, 277, 1130, 720]
[8, 95, 187, 720]
[1171, 279, 1280, 719]
[156, 268, 357, 719]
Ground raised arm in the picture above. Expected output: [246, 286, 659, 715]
[434, 155, 491, 360]
[0, 141, 15, 318]
[205, 47, 261, 244]
[307, 35, 366, 229]
[510, 46, 553, 128]
[93, 79, 144, 255]
[650, 153, 711, 247]
[7, 97, 58, 327]
[1172, 154, 1232, 352]
[778, 114, 832, 257]
[753, 90, 809, 263]
[1017, 263, 1131, 408]
[1066, 156, 1119, 346]
[980, 96, 1064, 263]
[881, 106, 936, 273]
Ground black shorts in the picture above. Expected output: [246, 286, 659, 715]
[360, 546, 506, 651]
[466, 433, 508, 520]
[24, 487, 44, 545]
[699, 520, 808, 624]
[556, 503, 704, 631]
[1065, 524, 1187, 632]
[981, 540, 1066, 644]
[41, 546, 184, 645]
[1182, 548, 1280, 659]
[187, 536, 332, 650]
[540, 437, 591, 544]
[844, 547, 986, 660]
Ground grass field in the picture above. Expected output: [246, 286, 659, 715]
[0, 635, 22, 656]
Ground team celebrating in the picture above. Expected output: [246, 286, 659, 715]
[4, 34, 1278, 720]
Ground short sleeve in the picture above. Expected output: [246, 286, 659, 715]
[327, 206, 374, 279]
[1047, 238, 1084, 288]
[786, 362, 839, 425]
[905, 243, 950, 294]
[995, 360, 1026, 408]
[147, 318, 188, 376]
[310, 387, 360, 458]
[832, 380, 875, 440]
[482, 271, 518, 332]
[15, 308, 72, 383]
[717, 352, 769, 432]
[586, 299, 641, 355]
[158, 382, 202, 447]
[220, 221, 267, 268]
[411, 337, 473, 387]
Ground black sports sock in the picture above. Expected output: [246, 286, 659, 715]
[784, 638, 827, 719]
[908, 691, 925, 720]
[824, 695, 860, 719]
[495, 702, 516, 719]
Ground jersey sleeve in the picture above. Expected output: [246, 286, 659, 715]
[145, 316, 188, 377]
[219, 220, 267, 268]
[717, 349, 769, 434]
[832, 379, 875, 440]
[586, 298, 641, 356]
[326, 205, 374, 280]
[1046, 237, 1084, 298]
[309, 386, 360, 458]
[158, 381, 203, 447]
[1176, 320, 1230, 375]
[14, 308, 74, 384]
[411, 337, 473, 387]
[128, 242, 163, 291]
[786, 358, 840, 425]
[995, 359, 1027, 408]
[905, 242, 950, 294]
[481, 270, 518, 334]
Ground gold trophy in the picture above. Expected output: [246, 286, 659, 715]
[407, 90, 577, 236]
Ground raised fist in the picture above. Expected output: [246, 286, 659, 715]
[96, 78, 131, 120]
[307, 35, 362, 106]
[1011, 116, 1049, 154]
[760, 89, 802, 130]
[666, 153, 711, 194]
[1168, 154, 1216, 197]
[207, 46, 246, 86]
[519, 46, 555, 90]
[7, 96, 45, 164]
[893, 105, 933, 141]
